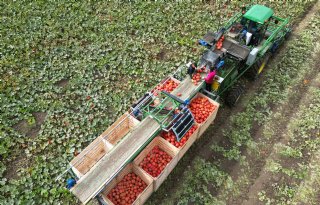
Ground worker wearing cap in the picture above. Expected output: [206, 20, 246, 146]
[186, 62, 197, 79]
[133, 107, 143, 121]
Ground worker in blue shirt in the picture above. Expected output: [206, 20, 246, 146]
[133, 108, 143, 121]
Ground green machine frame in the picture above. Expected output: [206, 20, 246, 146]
[208, 6, 290, 101]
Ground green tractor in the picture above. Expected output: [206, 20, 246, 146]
[198, 4, 291, 106]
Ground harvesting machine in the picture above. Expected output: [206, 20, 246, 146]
[58, 4, 291, 204]
[198, 4, 291, 105]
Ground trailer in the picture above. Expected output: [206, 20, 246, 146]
[58, 4, 291, 205]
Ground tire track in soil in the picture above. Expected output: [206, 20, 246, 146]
[241, 53, 320, 205]
[284, 75, 320, 204]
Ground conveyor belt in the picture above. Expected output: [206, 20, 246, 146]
[171, 75, 205, 100]
[71, 117, 160, 204]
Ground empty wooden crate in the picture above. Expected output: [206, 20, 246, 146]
[70, 112, 139, 178]
[70, 137, 113, 178]
[101, 112, 140, 145]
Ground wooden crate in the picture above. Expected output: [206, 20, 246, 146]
[101, 163, 153, 205]
[101, 112, 140, 145]
[177, 123, 200, 160]
[133, 137, 179, 191]
[160, 76, 181, 87]
[152, 76, 181, 94]
[70, 112, 139, 178]
[70, 137, 113, 178]
[190, 93, 220, 139]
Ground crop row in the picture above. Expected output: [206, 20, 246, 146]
[0, 1, 315, 204]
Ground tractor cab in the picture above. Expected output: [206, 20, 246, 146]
[227, 5, 274, 46]
[200, 5, 275, 50]
[240, 5, 273, 46]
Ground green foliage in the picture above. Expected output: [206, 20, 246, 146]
[273, 183, 297, 200]
[177, 158, 229, 205]
[266, 159, 282, 173]
[278, 145, 302, 159]
[260, 184, 297, 205]
[211, 144, 241, 160]
[0, 0, 317, 204]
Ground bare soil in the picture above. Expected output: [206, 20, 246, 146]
[7, 112, 47, 180]
[240, 54, 320, 205]
[12, 112, 47, 138]
[55, 78, 69, 87]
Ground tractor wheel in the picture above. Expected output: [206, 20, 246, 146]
[246, 54, 271, 81]
[284, 27, 292, 40]
[225, 85, 244, 107]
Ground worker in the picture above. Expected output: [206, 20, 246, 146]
[66, 178, 76, 190]
[248, 21, 259, 45]
[216, 60, 225, 70]
[240, 17, 248, 27]
[203, 58, 224, 91]
[133, 107, 143, 121]
[204, 68, 217, 92]
[187, 62, 197, 79]
[153, 98, 160, 106]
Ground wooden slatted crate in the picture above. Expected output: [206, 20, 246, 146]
[70, 137, 113, 178]
[70, 112, 139, 178]
[101, 163, 153, 205]
[189, 93, 220, 139]
[101, 112, 140, 145]
[133, 137, 179, 191]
